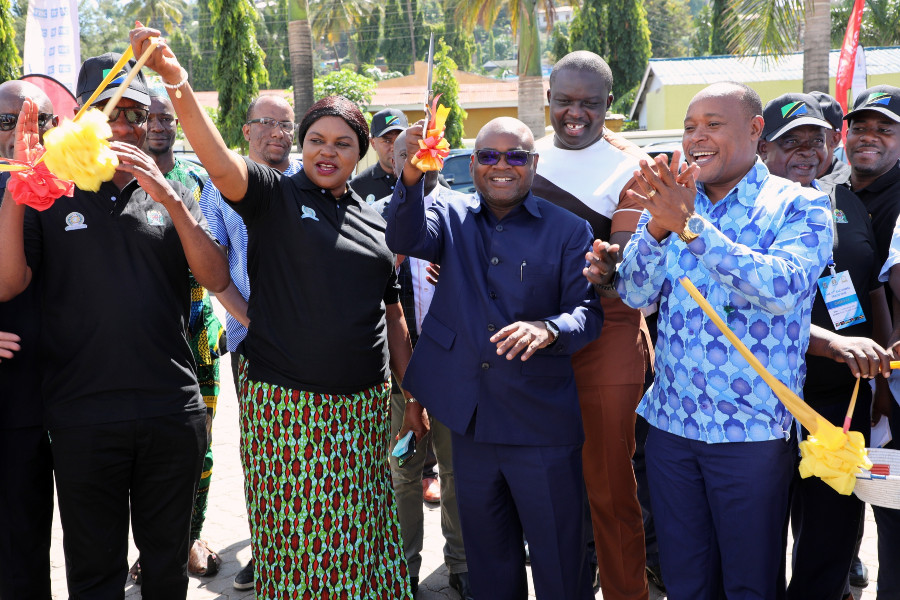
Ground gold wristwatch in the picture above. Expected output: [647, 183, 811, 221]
[678, 213, 704, 244]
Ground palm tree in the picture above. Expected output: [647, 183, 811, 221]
[125, 0, 188, 35]
[456, 0, 562, 137]
[287, 0, 315, 121]
[308, 0, 375, 69]
[726, 0, 832, 93]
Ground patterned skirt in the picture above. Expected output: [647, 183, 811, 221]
[238, 358, 411, 599]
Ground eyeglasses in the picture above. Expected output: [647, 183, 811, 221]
[474, 149, 535, 166]
[0, 112, 55, 131]
[246, 117, 295, 135]
[106, 107, 149, 125]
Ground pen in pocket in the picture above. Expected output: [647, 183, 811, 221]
[520, 260, 526, 282]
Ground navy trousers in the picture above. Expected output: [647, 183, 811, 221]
[0, 426, 53, 600]
[646, 426, 793, 600]
[451, 431, 593, 600]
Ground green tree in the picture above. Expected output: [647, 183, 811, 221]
[606, 0, 651, 97]
[709, 0, 728, 54]
[381, 0, 415, 73]
[354, 7, 382, 66]
[210, 0, 269, 150]
[432, 38, 467, 147]
[125, 0, 189, 34]
[0, 0, 20, 81]
[456, 0, 564, 137]
[569, 0, 605, 57]
[309, 0, 375, 69]
[548, 21, 570, 62]
[77, 0, 130, 61]
[831, 0, 900, 47]
[645, 0, 693, 58]
[313, 68, 375, 112]
[441, 0, 475, 71]
[166, 26, 198, 82]
[287, 0, 315, 120]
[690, 4, 714, 56]
[260, 0, 292, 89]
[193, 0, 215, 90]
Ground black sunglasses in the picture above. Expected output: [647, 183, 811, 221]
[106, 107, 149, 125]
[0, 112, 55, 131]
[475, 149, 535, 166]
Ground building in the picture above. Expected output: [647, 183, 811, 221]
[629, 46, 900, 130]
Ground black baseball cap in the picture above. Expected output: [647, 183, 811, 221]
[844, 85, 900, 124]
[76, 52, 151, 108]
[809, 91, 844, 131]
[370, 108, 408, 138]
[762, 93, 832, 141]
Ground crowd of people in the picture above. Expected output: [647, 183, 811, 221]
[2, 22, 900, 600]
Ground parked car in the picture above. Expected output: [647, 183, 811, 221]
[442, 149, 475, 194]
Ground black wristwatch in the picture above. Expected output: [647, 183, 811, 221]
[543, 320, 560, 346]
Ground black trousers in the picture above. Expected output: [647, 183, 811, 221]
[50, 411, 206, 600]
[0, 426, 53, 600]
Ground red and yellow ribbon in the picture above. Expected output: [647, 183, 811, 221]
[0, 151, 75, 211]
[412, 95, 451, 172]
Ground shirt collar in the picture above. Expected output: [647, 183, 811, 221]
[467, 190, 542, 218]
[696, 159, 770, 208]
[293, 169, 361, 204]
[858, 161, 900, 194]
[372, 162, 395, 180]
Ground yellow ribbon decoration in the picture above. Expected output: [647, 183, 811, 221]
[679, 277, 870, 494]
[411, 99, 451, 172]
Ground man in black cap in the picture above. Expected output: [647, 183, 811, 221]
[759, 92, 891, 600]
[810, 91, 852, 184]
[0, 53, 228, 599]
[350, 107, 408, 203]
[844, 83, 900, 600]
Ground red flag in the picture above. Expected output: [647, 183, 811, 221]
[835, 0, 865, 140]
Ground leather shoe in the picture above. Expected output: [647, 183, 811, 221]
[423, 477, 441, 503]
[849, 557, 869, 588]
[449, 571, 474, 599]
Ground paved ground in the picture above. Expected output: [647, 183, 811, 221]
[47, 299, 881, 599]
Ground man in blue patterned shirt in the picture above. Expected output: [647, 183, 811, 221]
[597, 82, 833, 598]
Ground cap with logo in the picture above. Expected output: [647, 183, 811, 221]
[809, 91, 844, 131]
[762, 93, 832, 142]
[844, 85, 900, 124]
[369, 108, 408, 138]
[76, 52, 151, 109]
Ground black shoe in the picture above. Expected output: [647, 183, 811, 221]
[233, 559, 254, 590]
[410, 575, 418, 595]
[849, 557, 869, 588]
[647, 564, 666, 592]
[449, 572, 474, 600]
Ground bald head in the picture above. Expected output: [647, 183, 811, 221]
[475, 117, 535, 152]
[691, 82, 762, 121]
[0, 80, 56, 159]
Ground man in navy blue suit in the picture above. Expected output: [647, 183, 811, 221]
[386, 116, 603, 599]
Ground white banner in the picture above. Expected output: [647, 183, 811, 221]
[23, 0, 80, 95]
[851, 46, 868, 103]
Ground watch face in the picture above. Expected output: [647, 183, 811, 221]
[688, 216, 704, 235]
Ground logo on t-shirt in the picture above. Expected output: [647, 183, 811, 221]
[146, 209, 165, 226]
[833, 209, 848, 224]
[300, 205, 319, 221]
[64, 212, 87, 231]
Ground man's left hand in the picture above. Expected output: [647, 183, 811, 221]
[625, 151, 699, 240]
[397, 400, 430, 442]
[491, 320, 554, 361]
[111, 141, 177, 205]
[584, 239, 618, 286]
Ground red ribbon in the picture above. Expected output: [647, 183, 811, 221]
[3, 153, 74, 211]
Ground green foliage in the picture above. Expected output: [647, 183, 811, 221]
[569, 0, 606, 57]
[210, 0, 269, 150]
[645, 0, 693, 58]
[381, 0, 414, 73]
[709, 0, 730, 54]
[313, 68, 375, 112]
[831, 0, 900, 47]
[607, 0, 651, 96]
[125, 0, 189, 35]
[690, 4, 714, 56]
[194, 0, 215, 90]
[432, 38, 466, 148]
[166, 27, 198, 81]
[259, 0, 292, 89]
[0, 0, 20, 81]
[549, 21, 570, 62]
[441, 0, 475, 71]
[354, 8, 382, 66]
[77, 0, 130, 62]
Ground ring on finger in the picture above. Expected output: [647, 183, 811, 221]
[647, 188, 657, 198]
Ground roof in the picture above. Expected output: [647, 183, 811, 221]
[629, 46, 900, 119]
[370, 79, 550, 111]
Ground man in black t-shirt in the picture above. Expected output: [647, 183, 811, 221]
[350, 108, 407, 203]
[0, 54, 228, 599]
[0, 79, 57, 600]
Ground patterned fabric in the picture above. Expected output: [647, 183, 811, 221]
[199, 159, 302, 352]
[238, 358, 411, 599]
[164, 158, 223, 539]
[618, 161, 833, 443]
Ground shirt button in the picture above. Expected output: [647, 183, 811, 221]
[481, 362, 490, 370]
[496, 224, 503, 232]
[489, 291, 497, 299]
[487, 324, 496, 332]
[110, 196, 117, 202]
[490, 257, 499, 265]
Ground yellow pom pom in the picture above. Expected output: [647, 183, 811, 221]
[43, 109, 118, 192]
[798, 427, 872, 495]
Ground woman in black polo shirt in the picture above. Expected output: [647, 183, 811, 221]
[134, 28, 427, 598]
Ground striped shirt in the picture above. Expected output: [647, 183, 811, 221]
[199, 158, 302, 351]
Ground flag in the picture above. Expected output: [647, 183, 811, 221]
[834, 0, 865, 139]
[23, 0, 81, 95]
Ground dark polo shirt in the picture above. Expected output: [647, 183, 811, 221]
[350, 162, 398, 204]
[228, 158, 400, 394]
[851, 162, 900, 267]
[23, 179, 206, 428]
[0, 174, 43, 429]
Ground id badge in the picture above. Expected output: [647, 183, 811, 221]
[817, 270, 866, 330]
